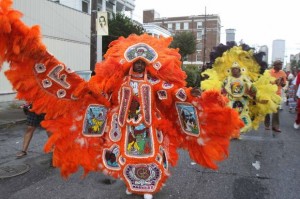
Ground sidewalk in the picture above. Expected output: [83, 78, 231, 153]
[0, 100, 27, 129]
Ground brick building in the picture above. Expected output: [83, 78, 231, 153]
[143, 9, 221, 65]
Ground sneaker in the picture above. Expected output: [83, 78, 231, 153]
[294, 122, 300, 129]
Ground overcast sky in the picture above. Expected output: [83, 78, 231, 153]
[133, 0, 300, 63]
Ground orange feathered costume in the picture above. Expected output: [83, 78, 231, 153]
[0, 0, 243, 197]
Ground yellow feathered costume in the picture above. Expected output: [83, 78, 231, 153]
[201, 45, 281, 135]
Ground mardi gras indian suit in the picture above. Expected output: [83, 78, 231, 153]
[0, 1, 243, 197]
[201, 45, 281, 137]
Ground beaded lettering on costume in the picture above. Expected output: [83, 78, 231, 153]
[33, 63, 78, 99]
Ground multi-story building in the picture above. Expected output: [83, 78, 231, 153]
[50, 0, 135, 18]
[143, 24, 172, 38]
[143, 9, 221, 65]
[272, 39, 285, 63]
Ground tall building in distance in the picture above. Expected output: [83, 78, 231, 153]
[272, 39, 285, 63]
[225, 29, 236, 43]
[143, 10, 221, 65]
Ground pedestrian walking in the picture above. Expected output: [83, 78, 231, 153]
[16, 103, 51, 158]
[264, 60, 287, 132]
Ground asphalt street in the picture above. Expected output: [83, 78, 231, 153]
[0, 103, 300, 199]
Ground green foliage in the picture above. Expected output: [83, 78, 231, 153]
[182, 64, 200, 87]
[102, 13, 145, 57]
[170, 31, 197, 60]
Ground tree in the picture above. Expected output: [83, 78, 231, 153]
[182, 64, 200, 87]
[102, 13, 145, 57]
[170, 31, 197, 61]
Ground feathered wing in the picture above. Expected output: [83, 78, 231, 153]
[249, 70, 281, 129]
[201, 69, 222, 91]
[0, 0, 110, 177]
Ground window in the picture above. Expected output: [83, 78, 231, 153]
[82, 1, 88, 13]
[197, 31, 202, 40]
[197, 22, 202, 29]
[184, 22, 189, 30]
[196, 43, 202, 51]
[196, 54, 201, 62]
[168, 23, 173, 30]
[175, 23, 180, 30]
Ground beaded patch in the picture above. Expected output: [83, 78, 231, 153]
[109, 113, 122, 142]
[141, 84, 152, 126]
[162, 81, 174, 89]
[127, 96, 143, 124]
[147, 75, 160, 85]
[119, 156, 126, 165]
[35, 63, 46, 73]
[82, 104, 108, 137]
[230, 99, 246, 114]
[125, 124, 154, 157]
[124, 163, 161, 192]
[41, 78, 52, 88]
[156, 154, 162, 163]
[124, 43, 158, 63]
[56, 89, 66, 98]
[161, 147, 168, 170]
[156, 129, 163, 143]
[118, 87, 132, 127]
[153, 61, 162, 70]
[175, 102, 200, 136]
[175, 88, 187, 101]
[103, 145, 121, 170]
[157, 90, 167, 100]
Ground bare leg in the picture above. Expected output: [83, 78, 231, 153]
[22, 126, 36, 152]
[16, 125, 36, 158]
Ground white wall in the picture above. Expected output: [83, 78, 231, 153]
[0, 0, 91, 102]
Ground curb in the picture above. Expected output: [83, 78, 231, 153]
[0, 119, 27, 130]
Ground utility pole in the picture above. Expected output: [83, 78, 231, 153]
[90, 0, 97, 75]
[202, 6, 207, 67]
